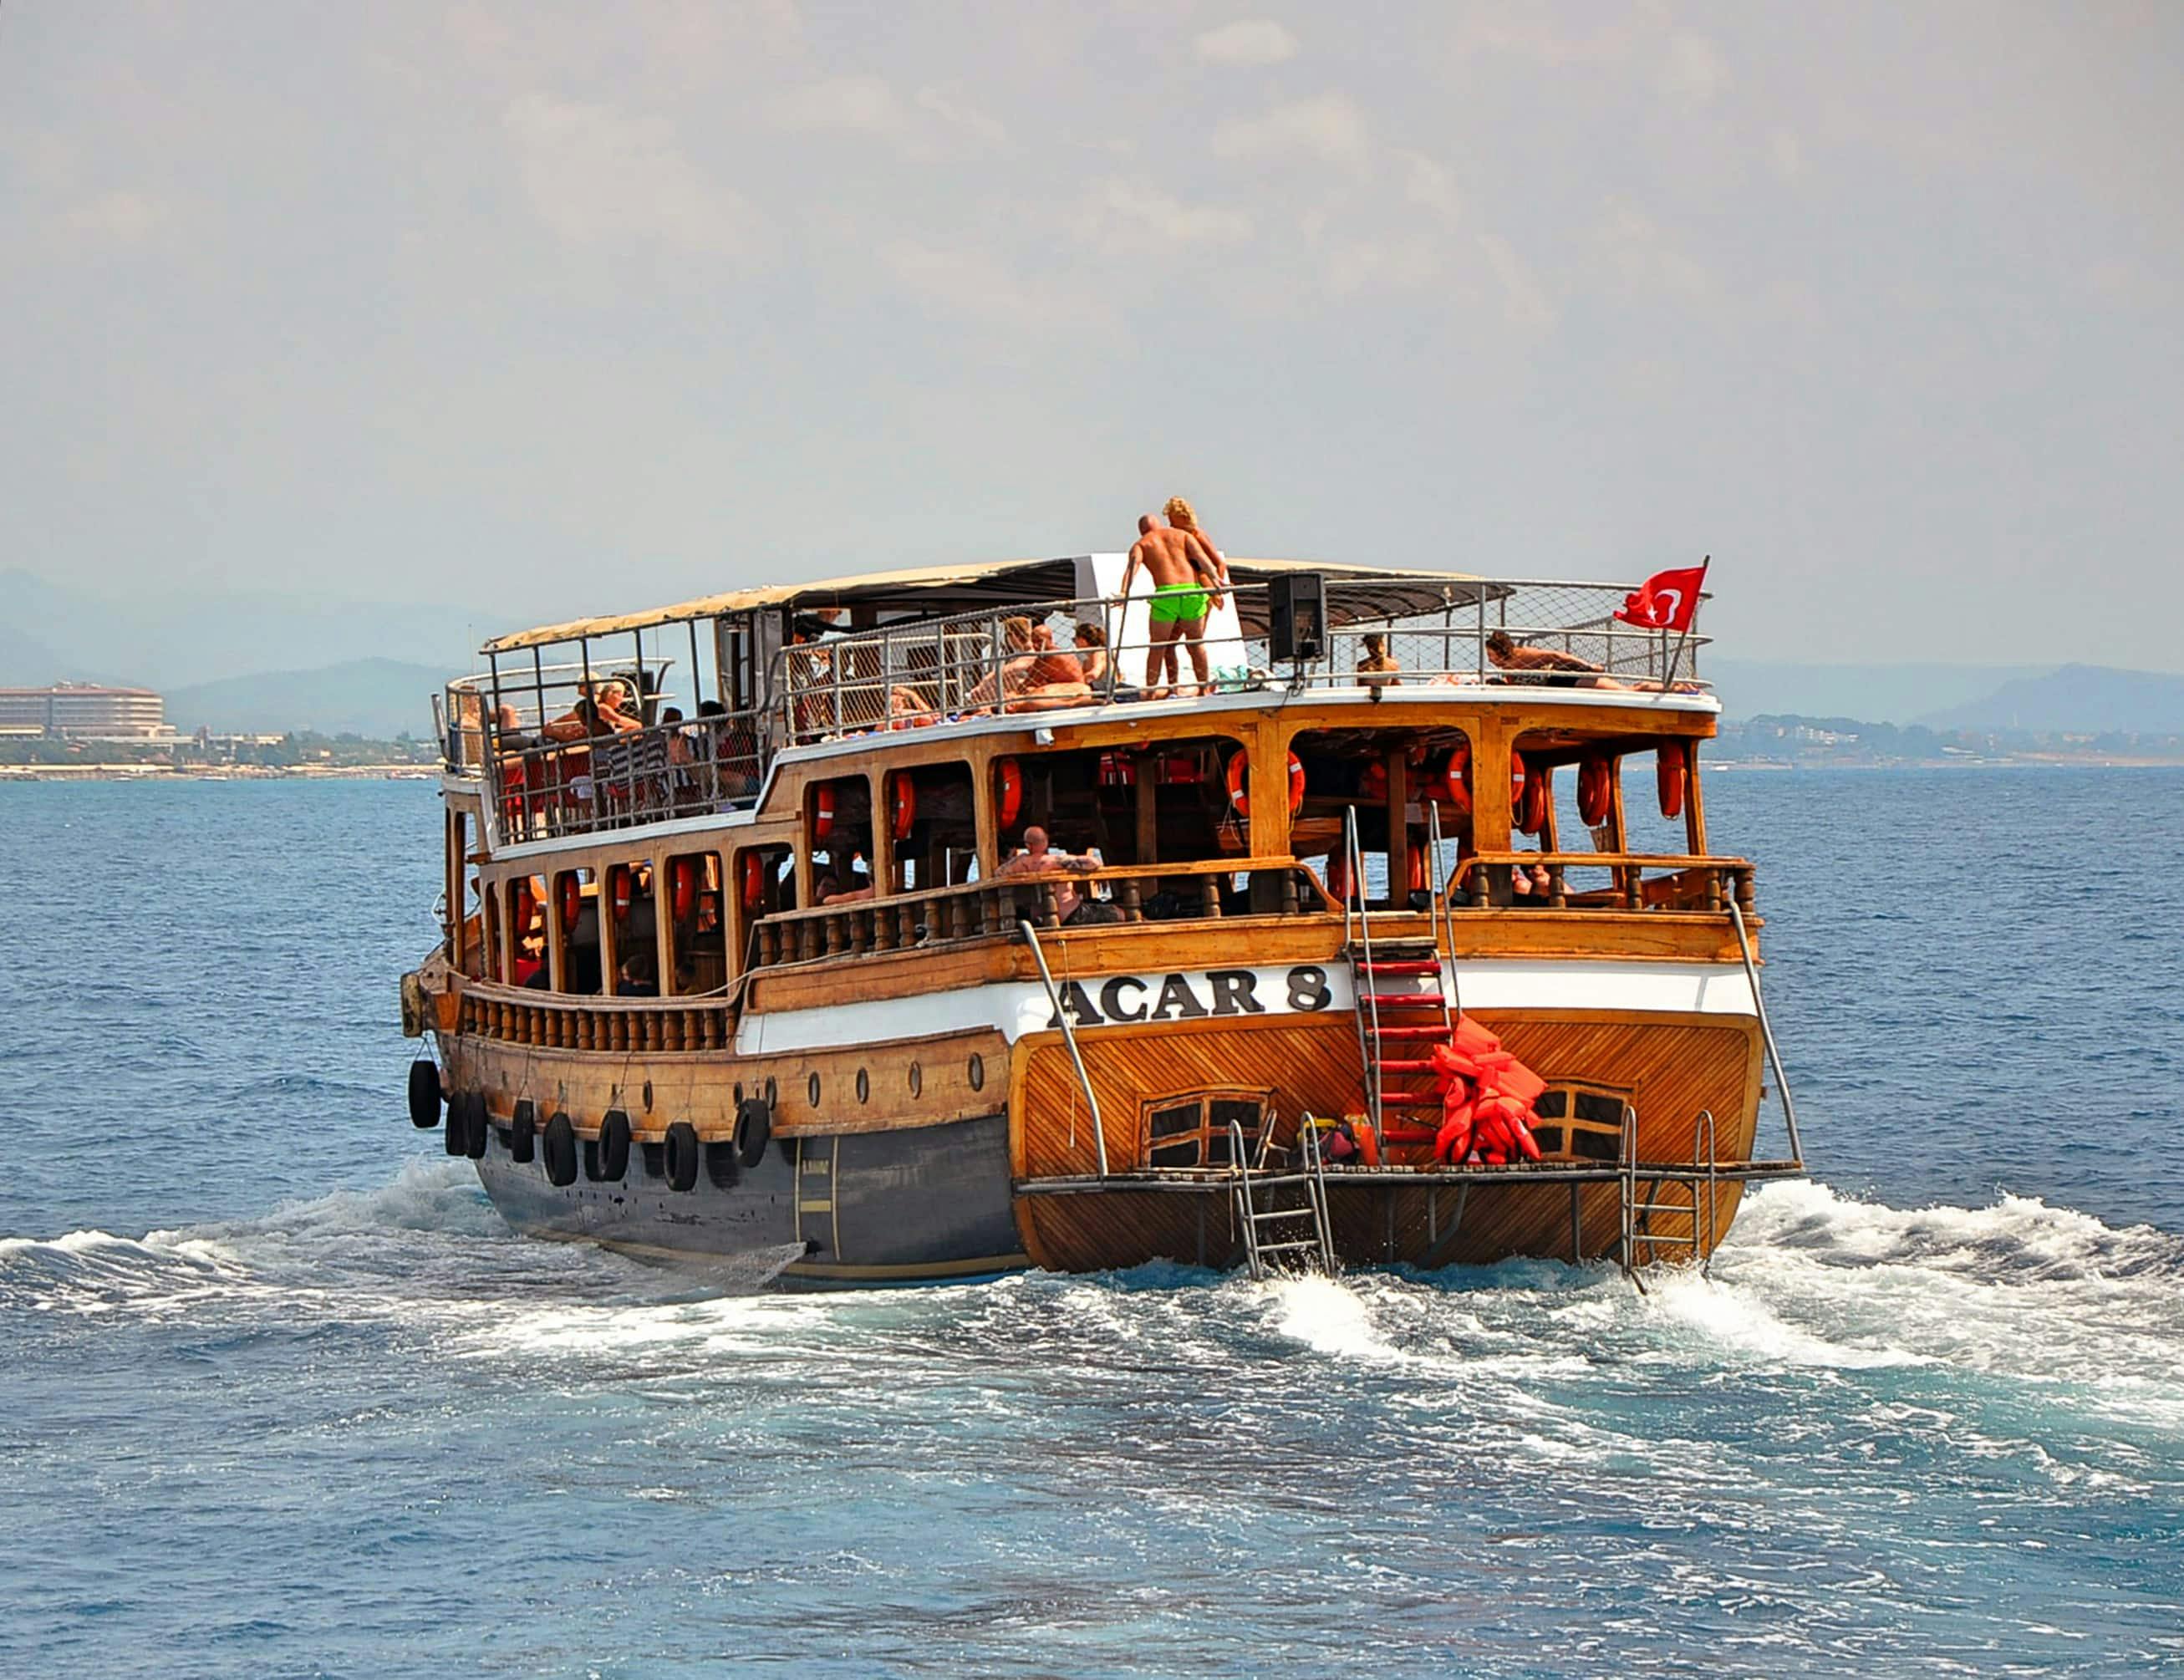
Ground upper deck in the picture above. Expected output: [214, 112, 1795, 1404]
[435, 557, 1715, 853]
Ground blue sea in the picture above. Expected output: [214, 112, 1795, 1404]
[2, 771, 2180, 1678]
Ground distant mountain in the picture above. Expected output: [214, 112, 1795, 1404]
[3, 566, 501, 690]
[165, 659, 459, 737]
[1704, 659, 2053, 725]
[1915, 664, 2184, 734]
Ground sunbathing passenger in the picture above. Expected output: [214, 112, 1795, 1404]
[1005, 624, 1092, 714]
[1484, 631, 1632, 690]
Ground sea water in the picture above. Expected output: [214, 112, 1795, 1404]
[1, 772, 2179, 1677]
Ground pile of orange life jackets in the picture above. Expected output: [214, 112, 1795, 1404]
[1428, 1016, 1549, 1165]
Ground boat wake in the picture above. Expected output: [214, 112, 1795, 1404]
[4, 1171, 2180, 1435]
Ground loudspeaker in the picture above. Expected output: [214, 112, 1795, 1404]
[1268, 573, 1326, 662]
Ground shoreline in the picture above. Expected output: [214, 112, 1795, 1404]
[0, 765, 436, 782]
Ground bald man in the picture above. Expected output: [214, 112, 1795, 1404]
[1118, 513, 1225, 699]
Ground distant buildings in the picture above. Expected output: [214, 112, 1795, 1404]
[0, 682, 176, 741]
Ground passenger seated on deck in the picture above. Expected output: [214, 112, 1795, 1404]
[1072, 622, 1111, 689]
[1484, 631, 1632, 691]
[1509, 853, 1555, 905]
[618, 948, 659, 996]
[1356, 634, 1402, 688]
[964, 617, 1041, 712]
[995, 827, 1125, 924]
[492, 703, 538, 753]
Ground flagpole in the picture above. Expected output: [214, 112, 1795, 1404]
[1660, 556, 1709, 690]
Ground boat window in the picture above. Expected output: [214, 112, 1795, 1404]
[885, 761, 976, 893]
[1139, 1089, 1273, 1170]
[1529, 1083, 1629, 1163]
[602, 863, 658, 995]
[550, 867, 602, 995]
[481, 876, 503, 983]
[662, 851, 726, 996]
[807, 774, 873, 904]
[507, 876, 547, 990]
[1618, 739, 1703, 858]
[993, 735, 1246, 868]
[1287, 726, 1474, 912]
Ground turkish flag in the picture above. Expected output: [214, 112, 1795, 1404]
[1615, 559, 1709, 632]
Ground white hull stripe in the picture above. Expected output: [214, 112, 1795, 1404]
[736, 960, 1756, 1055]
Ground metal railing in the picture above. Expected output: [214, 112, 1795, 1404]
[746, 858, 1313, 970]
[765, 579, 1709, 748]
[1455, 852, 1754, 913]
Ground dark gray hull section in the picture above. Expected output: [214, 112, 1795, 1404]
[473, 1111, 1026, 1290]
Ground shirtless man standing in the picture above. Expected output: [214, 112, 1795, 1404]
[1118, 513, 1224, 698]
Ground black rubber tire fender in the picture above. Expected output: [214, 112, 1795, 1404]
[595, 1110, 632, 1182]
[542, 1112, 578, 1187]
[734, 1097, 771, 1169]
[407, 1059, 442, 1129]
[462, 1092, 489, 1160]
[444, 1091, 471, 1157]
[664, 1121, 700, 1193]
[508, 1099, 537, 1164]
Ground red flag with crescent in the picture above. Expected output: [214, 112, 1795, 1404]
[1615, 559, 1709, 632]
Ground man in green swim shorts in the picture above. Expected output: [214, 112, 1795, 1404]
[1119, 513, 1225, 698]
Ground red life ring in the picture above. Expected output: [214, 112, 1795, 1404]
[608, 863, 633, 923]
[1441, 744, 1474, 819]
[1513, 755, 1549, 836]
[1657, 741, 1687, 820]
[813, 785, 836, 843]
[1408, 846, 1428, 893]
[1359, 761, 1388, 802]
[891, 776, 917, 842]
[512, 877, 536, 932]
[995, 759, 1022, 828]
[558, 873, 582, 934]
[741, 852, 766, 913]
[671, 858, 696, 922]
[1225, 751, 1306, 818]
[1577, 754, 1612, 827]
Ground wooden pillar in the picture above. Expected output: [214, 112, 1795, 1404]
[872, 769, 897, 898]
[1384, 746, 1408, 910]
[1684, 736, 1708, 856]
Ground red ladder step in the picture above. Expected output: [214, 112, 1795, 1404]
[1368, 1057, 1438, 1073]
[1367, 1025, 1451, 1040]
[1354, 959, 1441, 975]
[1358, 993, 1447, 1009]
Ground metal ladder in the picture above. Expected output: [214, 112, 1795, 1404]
[1341, 804, 1459, 1138]
[1617, 1106, 1719, 1280]
[1229, 1117, 1336, 1279]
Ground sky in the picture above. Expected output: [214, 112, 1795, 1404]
[3, 0, 2181, 671]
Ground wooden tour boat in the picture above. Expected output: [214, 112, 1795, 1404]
[400, 553, 1803, 1289]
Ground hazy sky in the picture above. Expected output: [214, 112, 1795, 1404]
[3, 1, 2180, 669]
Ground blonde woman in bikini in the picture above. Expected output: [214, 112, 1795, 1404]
[1118, 510, 1224, 699]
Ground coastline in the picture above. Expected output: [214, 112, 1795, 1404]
[0, 764, 435, 781]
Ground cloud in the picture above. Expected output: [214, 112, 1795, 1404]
[1597, 205, 1713, 300]
[1195, 20, 1301, 67]
[879, 240, 1046, 326]
[502, 94, 760, 255]
[1072, 179, 1254, 256]
[1212, 93, 1368, 166]
[1768, 129, 1805, 181]
[766, 74, 903, 134]
[1478, 232, 1555, 328]
[1661, 33, 1728, 108]
[64, 191, 167, 244]
[914, 86, 1008, 149]
[1396, 150, 1461, 224]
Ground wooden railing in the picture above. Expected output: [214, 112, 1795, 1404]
[1453, 853, 1754, 913]
[456, 980, 735, 1052]
[749, 858, 1314, 969]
